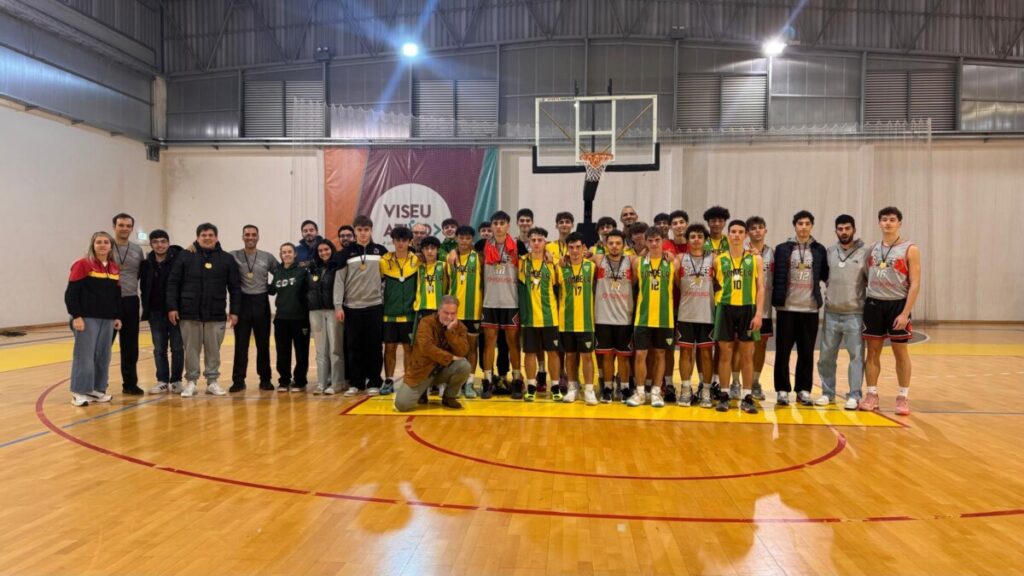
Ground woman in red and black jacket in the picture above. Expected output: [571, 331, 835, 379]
[64, 231, 123, 407]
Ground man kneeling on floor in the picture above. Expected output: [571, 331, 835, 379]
[395, 295, 471, 411]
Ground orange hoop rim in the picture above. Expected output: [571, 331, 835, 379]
[579, 151, 615, 169]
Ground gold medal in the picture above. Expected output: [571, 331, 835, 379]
[459, 273, 466, 282]
[359, 263, 367, 271]
[204, 262, 213, 270]
[612, 280, 621, 292]
[496, 264, 505, 275]
[246, 272, 254, 279]
[312, 275, 319, 282]
[879, 261, 887, 269]
[399, 276, 405, 283]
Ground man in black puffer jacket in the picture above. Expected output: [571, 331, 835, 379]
[772, 210, 829, 407]
[140, 230, 184, 394]
[166, 223, 241, 398]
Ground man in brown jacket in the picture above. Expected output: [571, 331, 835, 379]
[395, 295, 471, 411]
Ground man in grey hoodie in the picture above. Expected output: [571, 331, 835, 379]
[816, 214, 868, 409]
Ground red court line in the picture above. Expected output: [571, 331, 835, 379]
[403, 416, 848, 481]
[338, 396, 371, 415]
[34, 380, 1024, 525]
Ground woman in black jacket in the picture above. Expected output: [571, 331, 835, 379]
[64, 231, 122, 406]
[307, 241, 343, 394]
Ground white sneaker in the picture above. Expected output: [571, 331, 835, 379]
[343, 386, 360, 397]
[181, 381, 197, 397]
[169, 381, 184, 394]
[313, 384, 324, 395]
[86, 391, 112, 403]
[844, 396, 859, 410]
[324, 386, 336, 396]
[583, 386, 598, 406]
[650, 387, 665, 408]
[626, 391, 646, 407]
[563, 385, 578, 403]
[366, 387, 381, 397]
[71, 393, 90, 407]
[776, 391, 789, 406]
[678, 385, 692, 406]
[148, 382, 169, 394]
[814, 395, 834, 406]
[206, 382, 226, 396]
[798, 391, 813, 406]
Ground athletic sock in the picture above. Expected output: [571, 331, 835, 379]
[569, 381, 578, 391]
[603, 381, 613, 390]
[512, 370, 522, 380]
[898, 387, 909, 398]
[528, 378, 536, 386]
[732, 371, 741, 384]
[664, 376, 672, 386]
[867, 386, 878, 394]
[467, 375, 474, 385]
[484, 370, 493, 381]
[644, 379, 652, 388]
[711, 375, 720, 384]
[753, 371, 761, 385]
[742, 388, 751, 398]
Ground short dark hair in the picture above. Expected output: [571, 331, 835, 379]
[684, 223, 709, 240]
[300, 219, 318, 231]
[597, 216, 617, 228]
[112, 213, 134, 227]
[654, 212, 670, 225]
[566, 232, 585, 246]
[669, 210, 690, 223]
[242, 224, 259, 233]
[420, 236, 441, 249]
[149, 229, 169, 241]
[878, 206, 903, 222]
[555, 211, 575, 224]
[746, 216, 767, 229]
[353, 215, 373, 228]
[478, 221, 492, 229]
[390, 226, 413, 241]
[441, 218, 459, 228]
[456, 225, 476, 237]
[196, 223, 218, 236]
[703, 206, 730, 222]
[644, 227, 664, 240]
[835, 214, 856, 228]
[516, 208, 534, 220]
[605, 229, 626, 243]
[280, 242, 296, 251]
[792, 210, 815, 226]
[628, 222, 649, 236]
[728, 219, 748, 231]
[528, 227, 548, 238]
[338, 225, 354, 236]
[490, 210, 511, 224]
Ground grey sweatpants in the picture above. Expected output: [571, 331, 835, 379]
[394, 358, 471, 412]
[179, 320, 226, 383]
[309, 309, 346, 387]
[70, 317, 114, 395]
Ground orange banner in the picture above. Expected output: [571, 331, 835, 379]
[324, 148, 369, 249]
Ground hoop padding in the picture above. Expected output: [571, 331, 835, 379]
[580, 151, 615, 182]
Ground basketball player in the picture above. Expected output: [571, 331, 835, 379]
[669, 210, 690, 254]
[593, 230, 635, 402]
[593, 216, 618, 254]
[559, 233, 597, 405]
[702, 206, 731, 257]
[675, 224, 715, 407]
[712, 220, 764, 414]
[446, 226, 483, 397]
[476, 211, 524, 398]
[860, 207, 920, 416]
[627, 227, 676, 407]
[381, 227, 418, 396]
[519, 227, 561, 402]
[744, 216, 774, 401]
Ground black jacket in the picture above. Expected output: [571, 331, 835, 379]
[140, 245, 183, 320]
[772, 238, 829, 309]
[166, 241, 241, 321]
[306, 259, 338, 311]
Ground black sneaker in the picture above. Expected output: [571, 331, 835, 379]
[600, 387, 613, 404]
[258, 380, 275, 391]
[122, 385, 144, 396]
[715, 391, 730, 412]
[525, 384, 537, 402]
[691, 383, 704, 407]
[441, 397, 463, 409]
[495, 377, 510, 396]
[741, 394, 758, 414]
[510, 378, 524, 400]
[536, 371, 548, 393]
[620, 386, 634, 404]
[418, 390, 429, 404]
[481, 378, 494, 399]
[228, 382, 246, 393]
[664, 384, 677, 404]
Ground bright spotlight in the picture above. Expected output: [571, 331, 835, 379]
[762, 38, 786, 57]
[401, 42, 420, 58]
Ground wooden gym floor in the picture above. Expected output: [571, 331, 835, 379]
[0, 323, 1022, 575]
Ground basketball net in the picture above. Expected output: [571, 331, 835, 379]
[580, 151, 614, 182]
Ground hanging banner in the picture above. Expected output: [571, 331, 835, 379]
[324, 147, 498, 250]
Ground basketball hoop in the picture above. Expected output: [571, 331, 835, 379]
[580, 151, 615, 182]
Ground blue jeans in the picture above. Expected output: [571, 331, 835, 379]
[149, 314, 184, 383]
[70, 317, 114, 395]
[817, 311, 864, 400]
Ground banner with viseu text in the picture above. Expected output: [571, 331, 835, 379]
[324, 147, 498, 250]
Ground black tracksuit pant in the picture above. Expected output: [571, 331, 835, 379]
[773, 310, 820, 394]
[233, 293, 272, 385]
[344, 305, 384, 389]
[116, 295, 140, 389]
[273, 317, 310, 386]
